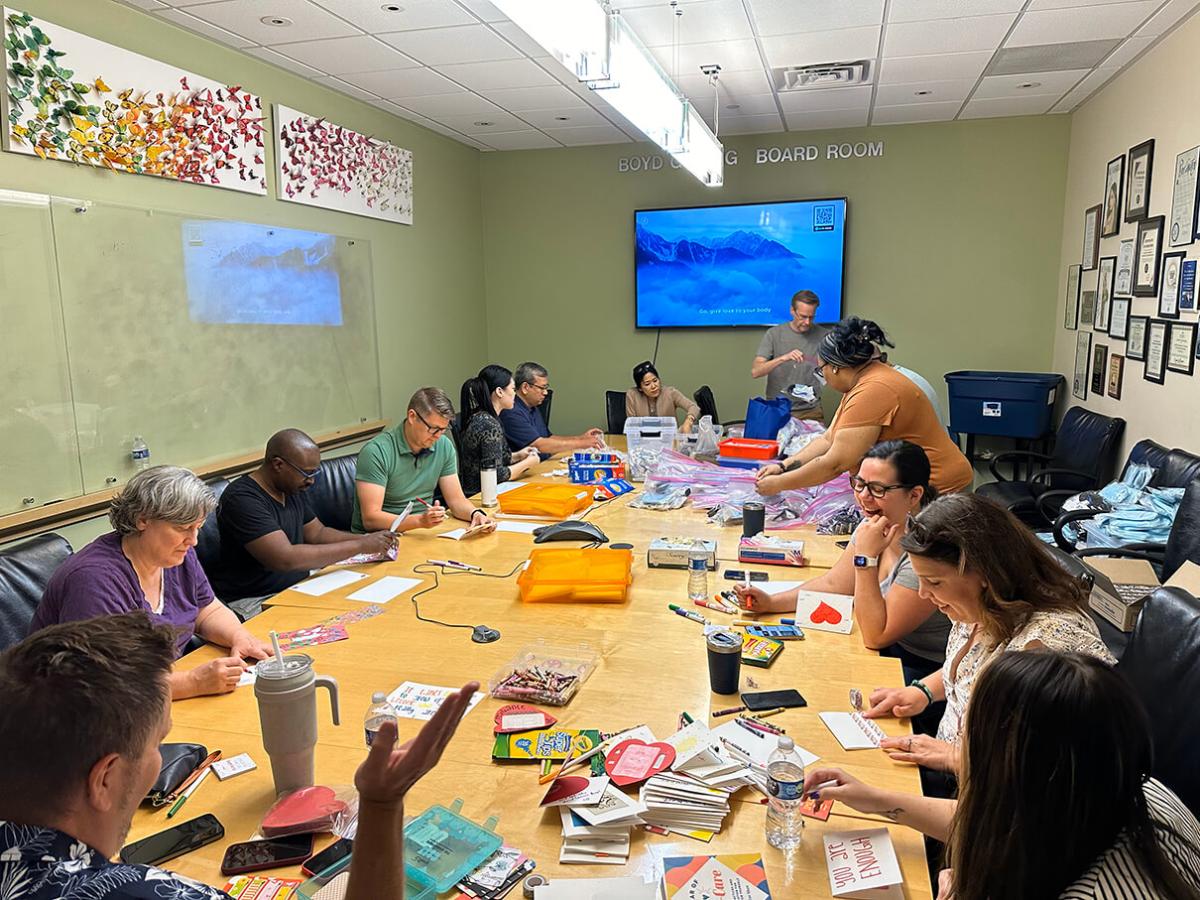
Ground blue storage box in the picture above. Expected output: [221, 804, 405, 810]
[945, 371, 1063, 439]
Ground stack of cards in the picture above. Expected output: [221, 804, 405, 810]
[453, 845, 535, 900]
[557, 782, 646, 864]
[638, 773, 732, 836]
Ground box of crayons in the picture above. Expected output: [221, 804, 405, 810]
[740, 635, 783, 668]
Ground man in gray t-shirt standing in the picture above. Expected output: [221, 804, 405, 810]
[752, 289, 830, 421]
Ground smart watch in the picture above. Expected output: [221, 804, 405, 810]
[853, 554, 879, 569]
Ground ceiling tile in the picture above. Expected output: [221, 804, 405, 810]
[871, 101, 963, 124]
[707, 92, 780, 116]
[959, 93, 1061, 118]
[1103, 35, 1155, 67]
[309, 0, 475, 31]
[620, 0, 753, 46]
[1138, 0, 1200, 36]
[435, 111, 537, 133]
[517, 106, 612, 128]
[397, 92, 503, 117]
[874, 78, 977, 105]
[543, 124, 632, 145]
[886, 14, 1018, 55]
[154, 8, 257, 47]
[182, 0, 359, 44]
[157, 0, 228, 6]
[478, 130, 563, 150]
[245, 46, 325, 76]
[987, 39, 1121, 72]
[782, 107, 871, 130]
[760, 26, 882, 68]
[312, 75, 379, 101]
[1028, 0, 1163, 8]
[1050, 65, 1119, 110]
[649, 38, 764, 75]
[748, 0, 886, 35]
[381, 24, 524, 65]
[121, 0, 168, 10]
[1007, 2, 1160, 46]
[776, 84, 873, 112]
[708, 113, 784, 134]
[480, 85, 588, 111]
[888, 0, 1024, 22]
[271, 36, 420, 74]
[454, 0, 507, 23]
[879, 51, 993, 83]
[675, 68, 773, 96]
[973, 68, 1090, 98]
[489, 21, 546, 56]
[340, 66, 462, 98]
[438, 59, 558, 91]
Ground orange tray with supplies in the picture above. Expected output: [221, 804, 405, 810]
[718, 438, 779, 460]
[497, 483, 593, 518]
[517, 548, 633, 603]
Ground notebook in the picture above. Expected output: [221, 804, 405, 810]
[819, 711, 886, 750]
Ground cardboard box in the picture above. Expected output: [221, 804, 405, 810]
[1086, 557, 1157, 632]
[647, 537, 717, 570]
[738, 535, 808, 568]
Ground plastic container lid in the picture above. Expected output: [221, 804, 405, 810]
[404, 800, 501, 893]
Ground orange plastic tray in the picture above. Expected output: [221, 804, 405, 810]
[718, 438, 780, 460]
[517, 548, 633, 603]
[497, 483, 593, 518]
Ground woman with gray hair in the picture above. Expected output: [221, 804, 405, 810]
[30, 466, 271, 699]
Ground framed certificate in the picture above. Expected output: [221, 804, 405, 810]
[1133, 216, 1165, 296]
[1081, 289, 1096, 327]
[1103, 154, 1125, 237]
[1182, 259, 1198, 312]
[1126, 139, 1155, 222]
[1169, 145, 1199, 247]
[1095, 256, 1115, 331]
[1167, 321, 1197, 374]
[1127, 315, 1149, 361]
[1082, 205, 1101, 271]
[1144, 319, 1167, 384]
[1091, 344, 1107, 395]
[1159, 251, 1185, 318]
[1108, 353, 1125, 399]
[1115, 239, 1135, 297]
[1109, 296, 1131, 340]
[1074, 330, 1092, 400]
[1064, 264, 1082, 330]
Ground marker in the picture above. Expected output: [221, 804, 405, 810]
[427, 559, 474, 571]
[166, 766, 211, 819]
[711, 705, 746, 718]
[694, 599, 732, 614]
[668, 604, 708, 625]
[447, 559, 482, 572]
[680, 711, 694, 726]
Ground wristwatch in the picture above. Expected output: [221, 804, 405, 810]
[853, 554, 879, 569]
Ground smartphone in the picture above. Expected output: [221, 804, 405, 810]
[301, 837, 354, 877]
[741, 689, 807, 711]
[221, 833, 315, 876]
[120, 814, 224, 866]
[723, 570, 768, 582]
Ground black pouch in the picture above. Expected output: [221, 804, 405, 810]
[145, 742, 208, 807]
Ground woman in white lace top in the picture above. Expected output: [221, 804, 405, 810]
[862, 493, 1115, 773]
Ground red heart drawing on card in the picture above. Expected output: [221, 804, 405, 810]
[604, 739, 676, 786]
[540, 775, 592, 806]
[493, 704, 557, 734]
[261, 786, 347, 836]
[810, 601, 843, 625]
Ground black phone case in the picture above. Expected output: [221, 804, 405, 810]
[741, 689, 807, 711]
[120, 814, 224, 866]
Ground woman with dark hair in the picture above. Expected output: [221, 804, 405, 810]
[624, 361, 699, 432]
[755, 317, 972, 496]
[862, 493, 1114, 773]
[458, 365, 540, 496]
[802, 651, 1200, 900]
[734, 440, 952, 673]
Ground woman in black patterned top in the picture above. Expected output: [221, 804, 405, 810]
[459, 365, 540, 497]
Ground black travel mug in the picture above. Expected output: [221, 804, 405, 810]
[706, 629, 743, 695]
[743, 501, 765, 538]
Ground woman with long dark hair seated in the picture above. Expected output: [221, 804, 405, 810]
[458, 365, 540, 497]
[624, 361, 699, 432]
[803, 651, 1200, 899]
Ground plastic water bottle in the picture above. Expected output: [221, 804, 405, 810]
[765, 736, 806, 850]
[131, 435, 151, 471]
[687, 539, 709, 601]
[364, 692, 396, 747]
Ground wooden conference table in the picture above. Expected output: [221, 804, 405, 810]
[129, 443, 933, 899]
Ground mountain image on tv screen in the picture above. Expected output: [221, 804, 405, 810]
[634, 199, 846, 328]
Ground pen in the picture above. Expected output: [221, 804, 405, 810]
[712, 705, 746, 718]
[166, 766, 211, 819]
[447, 559, 481, 572]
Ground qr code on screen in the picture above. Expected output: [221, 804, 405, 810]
[813, 205, 835, 232]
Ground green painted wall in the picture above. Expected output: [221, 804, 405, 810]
[480, 117, 1071, 435]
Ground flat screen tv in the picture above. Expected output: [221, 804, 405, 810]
[634, 197, 847, 328]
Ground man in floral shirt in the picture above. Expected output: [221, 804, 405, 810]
[0, 612, 477, 899]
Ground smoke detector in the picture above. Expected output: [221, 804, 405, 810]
[773, 60, 871, 91]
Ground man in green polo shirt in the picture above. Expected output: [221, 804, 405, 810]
[352, 387, 495, 534]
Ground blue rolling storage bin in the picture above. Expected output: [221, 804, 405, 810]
[945, 371, 1063, 439]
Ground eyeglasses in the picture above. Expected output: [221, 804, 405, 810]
[527, 382, 551, 394]
[850, 476, 907, 499]
[276, 456, 321, 480]
[413, 408, 448, 437]
[814, 361, 830, 377]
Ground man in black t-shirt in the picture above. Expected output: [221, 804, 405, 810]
[210, 429, 395, 603]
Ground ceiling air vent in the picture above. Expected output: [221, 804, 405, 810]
[773, 60, 871, 92]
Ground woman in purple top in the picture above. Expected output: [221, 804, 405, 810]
[31, 466, 271, 699]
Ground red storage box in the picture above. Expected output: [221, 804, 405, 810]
[718, 438, 779, 460]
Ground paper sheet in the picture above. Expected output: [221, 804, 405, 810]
[387, 681, 484, 721]
[710, 719, 818, 768]
[346, 576, 423, 603]
[292, 570, 368, 596]
[819, 712, 885, 750]
[823, 828, 903, 897]
[496, 520, 542, 534]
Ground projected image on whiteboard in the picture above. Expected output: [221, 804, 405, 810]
[634, 198, 846, 328]
[183, 221, 343, 325]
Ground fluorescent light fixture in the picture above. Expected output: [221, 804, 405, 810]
[674, 102, 724, 187]
[489, 0, 610, 82]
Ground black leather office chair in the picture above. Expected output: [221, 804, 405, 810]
[693, 385, 745, 427]
[1117, 586, 1200, 815]
[195, 478, 230, 579]
[605, 391, 627, 434]
[0, 533, 73, 650]
[976, 406, 1124, 526]
[540, 389, 553, 430]
[1043, 542, 1130, 659]
[307, 454, 359, 533]
[449, 413, 464, 455]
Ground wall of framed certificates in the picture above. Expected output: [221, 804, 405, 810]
[1053, 9, 1200, 455]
